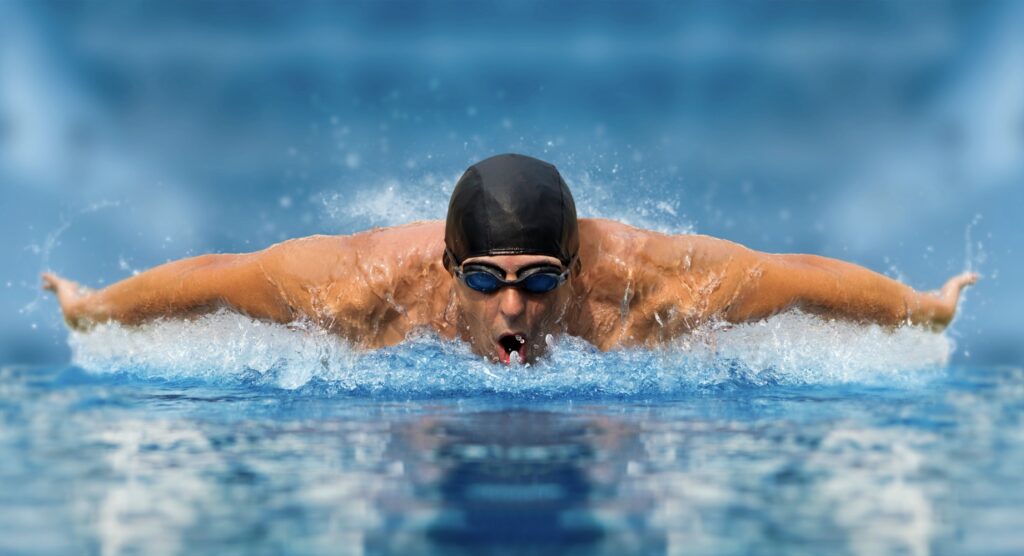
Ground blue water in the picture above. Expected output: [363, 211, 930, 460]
[0, 314, 1022, 554]
[2, 357, 1022, 555]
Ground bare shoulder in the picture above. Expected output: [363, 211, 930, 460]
[577, 218, 656, 267]
[573, 219, 763, 347]
[577, 218, 754, 270]
[254, 221, 450, 342]
[259, 221, 446, 281]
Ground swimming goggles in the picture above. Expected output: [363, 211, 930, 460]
[455, 263, 571, 294]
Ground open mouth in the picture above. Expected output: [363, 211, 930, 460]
[497, 333, 528, 365]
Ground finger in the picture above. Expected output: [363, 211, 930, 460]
[951, 273, 978, 292]
[41, 273, 57, 292]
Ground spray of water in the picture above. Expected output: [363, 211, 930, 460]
[315, 169, 694, 235]
[22, 201, 122, 316]
[69, 309, 951, 397]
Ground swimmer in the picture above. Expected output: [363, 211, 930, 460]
[42, 153, 977, 365]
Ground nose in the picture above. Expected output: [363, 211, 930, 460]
[497, 287, 526, 320]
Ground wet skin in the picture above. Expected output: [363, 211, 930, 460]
[42, 219, 977, 365]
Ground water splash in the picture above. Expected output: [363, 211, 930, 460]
[69, 310, 951, 398]
[316, 170, 694, 235]
[568, 171, 695, 235]
[318, 175, 453, 232]
[964, 213, 987, 273]
[21, 200, 122, 316]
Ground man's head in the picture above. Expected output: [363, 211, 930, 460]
[443, 154, 579, 364]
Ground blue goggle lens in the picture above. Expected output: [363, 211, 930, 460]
[458, 265, 567, 294]
[464, 271, 501, 293]
[521, 273, 559, 293]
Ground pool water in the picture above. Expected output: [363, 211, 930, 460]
[2, 316, 1023, 555]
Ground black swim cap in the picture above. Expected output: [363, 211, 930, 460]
[444, 153, 579, 268]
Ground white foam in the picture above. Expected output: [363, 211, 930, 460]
[69, 309, 951, 396]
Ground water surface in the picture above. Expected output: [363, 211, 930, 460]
[2, 318, 1022, 555]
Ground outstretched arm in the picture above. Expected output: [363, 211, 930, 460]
[724, 252, 977, 330]
[41, 223, 448, 342]
[42, 250, 296, 330]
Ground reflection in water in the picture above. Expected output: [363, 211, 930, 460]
[74, 403, 947, 556]
[69, 401, 663, 555]
[55, 402, 950, 556]
[3, 366, 1024, 555]
[426, 413, 604, 546]
[637, 417, 941, 556]
[371, 410, 662, 555]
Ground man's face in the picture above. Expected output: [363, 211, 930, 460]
[452, 254, 572, 365]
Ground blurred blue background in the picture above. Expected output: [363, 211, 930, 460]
[1, 0, 1021, 365]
